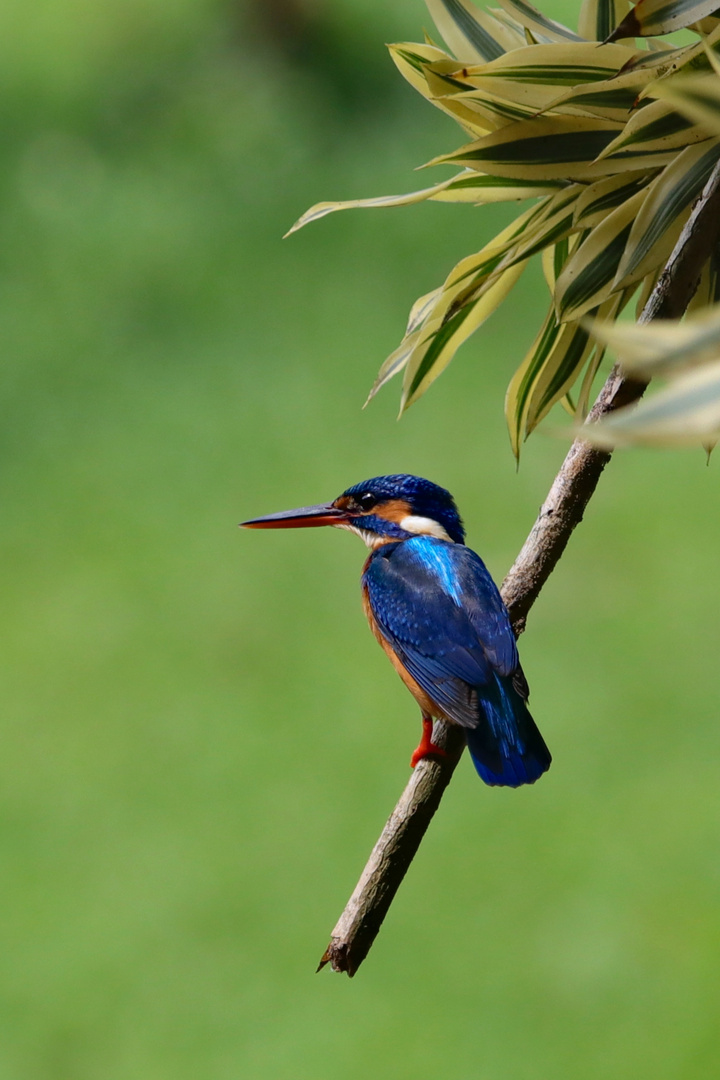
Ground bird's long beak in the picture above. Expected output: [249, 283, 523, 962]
[240, 502, 349, 529]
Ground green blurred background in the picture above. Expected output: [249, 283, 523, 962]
[2, 1, 720, 1076]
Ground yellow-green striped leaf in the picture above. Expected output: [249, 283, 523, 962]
[528, 291, 630, 437]
[633, 267, 660, 317]
[688, 249, 720, 314]
[389, 42, 492, 134]
[542, 234, 577, 290]
[524, 319, 596, 434]
[539, 67, 659, 122]
[405, 288, 444, 336]
[491, 184, 582, 268]
[444, 185, 583, 317]
[581, 360, 720, 447]
[284, 175, 466, 236]
[487, 6, 534, 45]
[578, 0, 631, 41]
[400, 260, 529, 410]
[586, 300, 720, 373]
[573, 170, 653, 227]
[494, 0, 583, 42]
[457, 42, 640, 109]
[615, 137, 720, 287]
[554, 186, 646, 319]
[574, 347, 605, 419]
[284, 169, 562, 236]
[365, 288, 445, 403]
[418, 199, 552, 326]
[651, 73, 720, 137]
[607, 0, 720, 38]
[432, 172, 564, 201]
[365, 333, 421, 404]
[426, 0, 511, 61]
[370, 201, 547, 410]
[597, 99, 708, 164]
[575, 290, 634, 418]
[505, 303, 562, 457]
[450, 82, 543, 126]
[389, 43, 455, 101]
[420, 63, 502, 134]
[432, 115, 622, 180]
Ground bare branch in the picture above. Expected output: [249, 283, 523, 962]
[319, 158, 720, 977]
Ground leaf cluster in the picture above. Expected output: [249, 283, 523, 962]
[289, 0, 720, 457]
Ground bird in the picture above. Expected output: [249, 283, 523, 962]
[241, 474, 551, 787]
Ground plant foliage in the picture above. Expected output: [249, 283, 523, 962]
[289, 0, 720, 457]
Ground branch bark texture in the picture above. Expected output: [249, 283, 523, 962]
[319, 159, 720, 977]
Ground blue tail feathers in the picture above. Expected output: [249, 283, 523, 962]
[465, 674, 551, 788]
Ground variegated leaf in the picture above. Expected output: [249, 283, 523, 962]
[457, 42, 640, 109]
[388, 43, 455, 101]
[573, 170, 653, 228]
[554, 187, 646, 319]
[486, 6, 534, 46]
[406, 288, 444, 336]
[365, 333, 421, 405]
[420, 63, 503, 134]
[364, 289, 444, 403]
[285, 170, 562, 236]
[448, 185, 583, 314]
[578, 0, 631, 41]
[401, 260, 529, 410]
[650, 73, 720, 137]
[586, 300, 720, 373]
[575, 289, 634, 418]
[581, 360, 720, 447]
[432, 172, 564, 201]
[597, 99, 708, 166]
[574, 347, 605, 419]
[448, 82, 543, 126]
[634, 267, 660, 316]
[432, 115, 622, 180]
[526, 291, 630, 438]
[614, 137, 720, 287]
[505, 303, 561, 457]
[687, 248, 720, 314]
[284, 175, 469, 236]
[368, 202, 546, 410]
[426, 0, 510, 61]
[388, 43, 490, 134]
[538, 67, 658, 123]
[607, 0, 720, 39]
[494, 0, 583, 41]
[492, 184, 582, 267]
[418, 199, 551, 327]
[542, 235, 573, 290]
[524, 319, 595, 434]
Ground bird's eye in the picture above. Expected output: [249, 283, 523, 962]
[358, 492, 376, 512]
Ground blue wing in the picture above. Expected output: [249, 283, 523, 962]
[364, 536, 517, 726]
[364, 536, 551, 787]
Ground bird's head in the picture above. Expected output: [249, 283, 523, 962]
[241, 474, 465, 547]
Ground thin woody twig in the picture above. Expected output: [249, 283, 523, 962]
[318, 158, 720, 977]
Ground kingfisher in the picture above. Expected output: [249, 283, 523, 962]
[241, 474, 551, 787]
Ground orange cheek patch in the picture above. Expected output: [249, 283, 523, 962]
[375, 499, 413, 524]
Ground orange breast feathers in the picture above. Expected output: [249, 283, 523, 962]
[361, 584, 446, 721]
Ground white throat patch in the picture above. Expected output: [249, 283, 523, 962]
[333, 522, 387, 549]
[333, 515, 454, 548]
[399, 515, 454, 542]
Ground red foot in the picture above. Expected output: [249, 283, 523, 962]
[410, 717, 448, 769]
